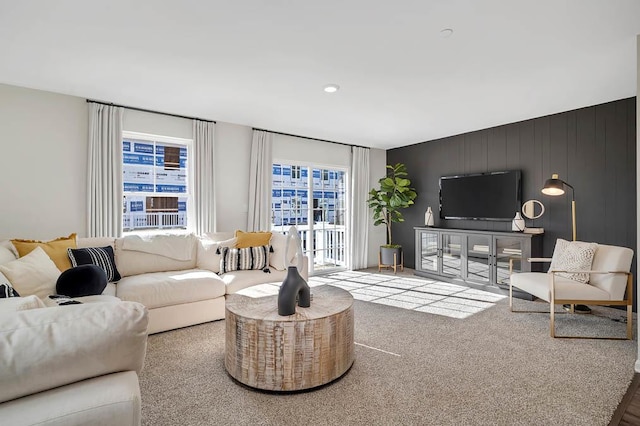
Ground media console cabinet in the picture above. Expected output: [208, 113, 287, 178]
[414, 227, 543, 299]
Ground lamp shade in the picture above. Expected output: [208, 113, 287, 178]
[541, 174, 565, 196]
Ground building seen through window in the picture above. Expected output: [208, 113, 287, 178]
[122, 135, 190, 232]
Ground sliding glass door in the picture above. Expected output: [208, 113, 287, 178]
[271, 163, 347, 274]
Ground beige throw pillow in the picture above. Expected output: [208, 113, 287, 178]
[0, 246, 61, 299]
[549, 239, 598, 284]
[196, 237, 237, 273]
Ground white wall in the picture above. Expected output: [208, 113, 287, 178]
[123, 109, 192, 140]
[0, 83, 387, 268]
[273, 134, 351, 167]
[368, 148, 387, 267]
[0, 84, 88, 239]
[215, 122, 252, 231]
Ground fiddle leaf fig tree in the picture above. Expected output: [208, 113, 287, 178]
[367, 163, 417, 248]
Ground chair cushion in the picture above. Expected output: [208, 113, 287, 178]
[512, 272, 611, 302]
[549, 239, 597, 283]
[589, 244, 634, 300]
[116, 269, 225, 309]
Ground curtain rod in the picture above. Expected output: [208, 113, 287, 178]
[252, 127, 370, 150]
[86, 99, 215, 123]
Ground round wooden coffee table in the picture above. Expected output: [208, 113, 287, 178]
[225, 285, 354, 391]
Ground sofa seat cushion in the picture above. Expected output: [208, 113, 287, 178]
[223, 267, 288, 294]
[512, 272, 611, 302]
[116, 269, 225, 309]
[0, 371, 141, 426]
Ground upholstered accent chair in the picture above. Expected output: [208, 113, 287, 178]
[509, 241, 634, 339]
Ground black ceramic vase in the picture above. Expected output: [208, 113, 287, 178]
[278, 266, 311, 316]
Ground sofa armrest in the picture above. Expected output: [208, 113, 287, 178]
[0, 301, 148, 403]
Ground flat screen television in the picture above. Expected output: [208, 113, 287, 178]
[439, 170, 522, 221]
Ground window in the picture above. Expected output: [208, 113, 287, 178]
[122, 132, 192, 232]
[272, 163, 347, 274]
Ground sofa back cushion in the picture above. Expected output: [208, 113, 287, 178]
[76, 237, 116, 249]
[197, 237, 237, 273]
[115, 234, 197, 277]
[0, 301, 148, 404]
[0, 241, 17, 265]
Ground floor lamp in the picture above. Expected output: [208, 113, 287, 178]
[541, 174, 588, 313]
[541, 173, 576, 241]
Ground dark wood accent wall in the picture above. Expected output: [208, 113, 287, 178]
[388, 97, 636, 301]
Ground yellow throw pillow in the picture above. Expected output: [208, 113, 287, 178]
[11, 233, 77, 271]
[234, 230, 272, 249]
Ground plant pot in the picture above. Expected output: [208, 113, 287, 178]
[380, 246, 402, 266]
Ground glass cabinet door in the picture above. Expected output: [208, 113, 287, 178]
[419, 231, 438, 272]
[494, 237, 525, 287]
[440, 233, 463, 278]
[466, 234, 491, 284]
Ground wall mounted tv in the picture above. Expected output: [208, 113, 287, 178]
[439, 170, 522, 221]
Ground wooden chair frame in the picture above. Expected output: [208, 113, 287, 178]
[509, 258, 633, 340]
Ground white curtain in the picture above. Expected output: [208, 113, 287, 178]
[193, 120, 216, 235]
[349, 146, 370, 269]
[87, 103, 124, 237]
[247, 130, 273, 231]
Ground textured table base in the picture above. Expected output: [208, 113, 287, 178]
[225, 285, 354, 391]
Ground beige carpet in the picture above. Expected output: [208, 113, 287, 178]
[139, 287, 636, 426]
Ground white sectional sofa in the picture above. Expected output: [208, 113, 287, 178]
[0, 230, 308, 425]
[1, 231, 308, 334]
[0, 301, 149, 425]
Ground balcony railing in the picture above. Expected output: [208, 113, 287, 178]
[123, 212, 186, 231]
[272, 223, 347, 271]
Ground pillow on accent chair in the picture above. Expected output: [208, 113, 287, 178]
[235, 230, 272, 249]
[0, 282, 20, 298]
[220, 245, 270, 274]
[56, 264, 108, 297]
[549, 239, 598, 284]
[11, 233, 77, 271]
[67, 246, 121, 282]
[0, 246, 61, 300]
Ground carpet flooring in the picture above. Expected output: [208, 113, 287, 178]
[139, 274, 636, 426]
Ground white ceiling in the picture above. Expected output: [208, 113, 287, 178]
[1, 0, 639, 149]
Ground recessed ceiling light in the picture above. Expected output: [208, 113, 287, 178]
[323, 84, 340, 93]
[440, 28, 453, 38]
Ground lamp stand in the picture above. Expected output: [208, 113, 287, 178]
[571, 199, 576, 242]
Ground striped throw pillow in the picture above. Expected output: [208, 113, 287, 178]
[220, 245, 270, 274]
[0, 282, 20, 298]
[67, 246, 121, 282]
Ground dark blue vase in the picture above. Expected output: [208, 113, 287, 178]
[278, 266, 311, 316]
